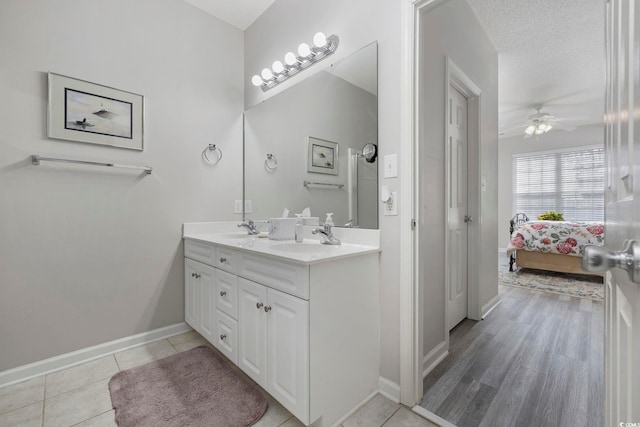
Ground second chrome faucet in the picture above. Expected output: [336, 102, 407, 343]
[312, 223, 341, 245]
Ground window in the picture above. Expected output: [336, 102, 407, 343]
[513, 146, 604, 221]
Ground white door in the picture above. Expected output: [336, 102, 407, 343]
[237, 278, 267, 388]
[266, 288, 309, 424]
[447, 85, 469, 330]
[599, 0, 640, 423]
[198, 264, 216, 342]
[184, 259, 200, 330]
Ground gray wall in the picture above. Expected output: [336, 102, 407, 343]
[497, 125, 605, 248]
[0, 0, 244, 371]
[419, 0, 499, 358]
[244, 70, 377, 226]
[245, 0, 402, 384]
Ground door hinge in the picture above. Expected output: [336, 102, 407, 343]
[411, 219, 416, 230]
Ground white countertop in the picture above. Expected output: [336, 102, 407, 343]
[183, 230, 380, 265]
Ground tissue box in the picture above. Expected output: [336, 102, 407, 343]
[302, 217, 320, 226]
[269, 218, 296, 240]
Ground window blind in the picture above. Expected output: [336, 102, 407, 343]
[513, 147, 604, 222]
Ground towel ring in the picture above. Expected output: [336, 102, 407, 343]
[265, 153, 278, 171]
[203, 144, 222, 165]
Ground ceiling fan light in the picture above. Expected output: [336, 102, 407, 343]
[543, 124, 553, 132]
[525, 125, 536, 135]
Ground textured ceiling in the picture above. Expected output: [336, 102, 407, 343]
[183, 0, 275, 30]
[465, 0, 605, 136]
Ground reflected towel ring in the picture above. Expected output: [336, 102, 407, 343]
[202, 144, 223, 165]
[265, 153, 278, 171]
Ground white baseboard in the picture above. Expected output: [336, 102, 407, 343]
[422, 341, 448, 378]
[378, 376, 401, 403]
[481, 294, 502, 319]
[412, 405, 457, 427]
[0, 322, 192, 389]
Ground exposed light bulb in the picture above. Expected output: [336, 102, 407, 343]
[272, 60, 284, 74]
[298, 42, 311, 57]
[525, 125, 536, 135]
[251, 75, 263, 87]
[261, 68, 273, 80]
[313, 32, 327, 48]
[284, 52, 297, 66]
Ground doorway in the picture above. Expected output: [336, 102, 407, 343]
[446, 72, 479, 331]
[399, 0, 607, 425]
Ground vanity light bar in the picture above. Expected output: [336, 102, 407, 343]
[251, 32, 340, 92]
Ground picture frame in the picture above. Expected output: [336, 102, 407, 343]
[48, 73, 144, 150]
[307, 137, 338, 175]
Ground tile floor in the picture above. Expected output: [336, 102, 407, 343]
[0, 331, 438, 427]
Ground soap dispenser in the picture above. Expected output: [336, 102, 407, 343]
[295, 214, 304, 243]
[325, 213, 334, 226]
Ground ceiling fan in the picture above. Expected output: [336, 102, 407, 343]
[500, 105, 590, 139]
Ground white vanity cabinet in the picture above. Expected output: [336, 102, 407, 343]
[238, 277, 309, 419]
[184, 258, 216, 342]
[183, 237, 379, 427]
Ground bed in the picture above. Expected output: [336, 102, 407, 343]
[507, 214, 604, 275]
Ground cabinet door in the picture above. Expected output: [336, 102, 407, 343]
[184, 259, 200, 329]
[266, 288, 309, 423]
[198, 264, 216, 343]
[237, 278, 267, 388]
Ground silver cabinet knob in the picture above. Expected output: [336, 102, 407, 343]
[256, 302, 264, 309]
[264, 305, 272, 313]
[219, 257, 227, 263]
[220, 334, 226, 340]
[220, 290, 227, 297]
[582, 240, 640, 284]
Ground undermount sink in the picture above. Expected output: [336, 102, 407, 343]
[271, 242, 335, 254]
[217, 233, 255, 239]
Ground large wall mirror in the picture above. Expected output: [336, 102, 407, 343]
[244, 42, 378, 229]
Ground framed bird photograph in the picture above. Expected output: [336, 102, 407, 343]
[307, 137, 338, 175]
[48, 73, 144, 150]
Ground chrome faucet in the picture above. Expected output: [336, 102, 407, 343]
[237, 220, 260, 235]
[312, 223, 341, 245]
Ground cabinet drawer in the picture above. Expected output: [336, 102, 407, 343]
[216, 246, 238, 274]
[215, 269, 238, 319]
[214, 310, 238, 364]
[239, 253, 309, 300]
[184, 239, 216, 266]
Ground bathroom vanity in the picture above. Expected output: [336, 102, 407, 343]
[182, 223, 380, 426]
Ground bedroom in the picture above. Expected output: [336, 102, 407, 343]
[419, 1, 608, 425]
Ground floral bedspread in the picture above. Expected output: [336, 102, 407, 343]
[507, 221, 604, 257]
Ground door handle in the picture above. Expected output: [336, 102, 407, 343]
[464, 215, 474, 223]
[582, 240, 640, 284]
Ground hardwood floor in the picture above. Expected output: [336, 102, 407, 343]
[420, 285, 604, 427]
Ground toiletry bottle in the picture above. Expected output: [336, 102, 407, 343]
[325, 213, 334, 226]
[295, 215, 304, 243]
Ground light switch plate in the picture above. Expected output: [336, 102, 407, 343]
[244, 200, 252, 214]
[234, 200, 243, 214]
[384, 154, 398, 178]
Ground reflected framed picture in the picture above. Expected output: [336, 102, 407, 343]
[307, 137, 338, 175]
[48, 73, 144, 150]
